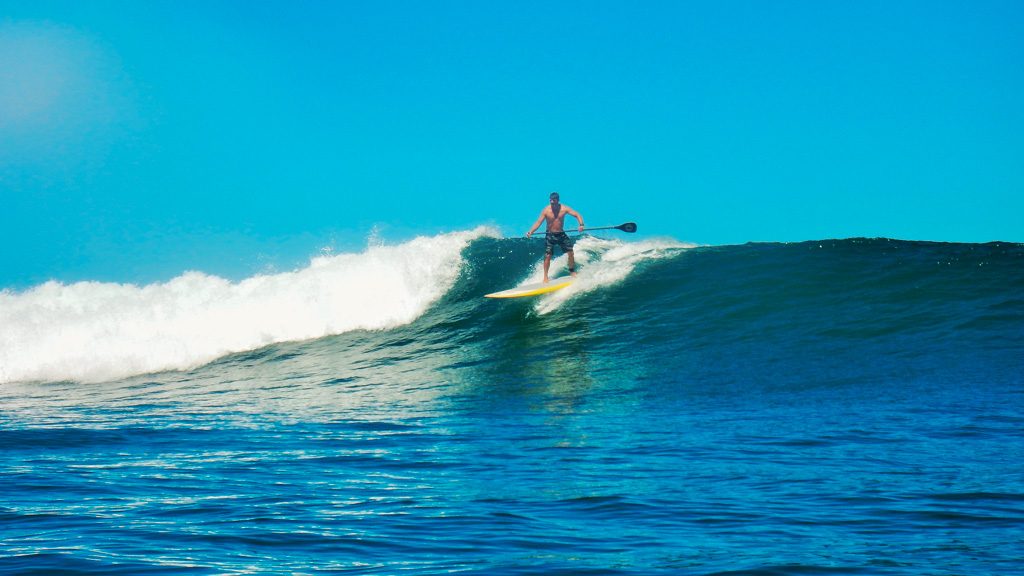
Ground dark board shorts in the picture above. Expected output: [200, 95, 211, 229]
[545, 232, 574, 256]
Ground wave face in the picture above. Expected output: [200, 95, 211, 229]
[3, 234, 1022, 386]
[2, 234, 1023, 574]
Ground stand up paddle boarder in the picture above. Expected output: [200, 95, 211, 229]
[526, 192, 585, 282]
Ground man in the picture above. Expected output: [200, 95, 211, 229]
[525, 192, 585, 282]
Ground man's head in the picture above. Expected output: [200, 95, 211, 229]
[550, 192, 560, 204]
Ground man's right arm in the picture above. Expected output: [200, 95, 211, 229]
[525, 210, 547, 237]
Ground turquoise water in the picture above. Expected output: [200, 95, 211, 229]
[2, 235, 1022, 574]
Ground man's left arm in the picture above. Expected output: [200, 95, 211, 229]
[567, 206, 585, 232]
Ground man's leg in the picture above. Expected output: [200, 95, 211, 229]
[567, 250, 576, 276]
[543, 253, 552, 282]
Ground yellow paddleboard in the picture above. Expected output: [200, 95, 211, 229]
[484, 277, 575, 299]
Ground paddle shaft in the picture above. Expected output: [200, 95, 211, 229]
[532, 222, 637, 236]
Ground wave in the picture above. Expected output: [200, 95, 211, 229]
[0, 227, 496, 384]
[2, 233, 1021, 386]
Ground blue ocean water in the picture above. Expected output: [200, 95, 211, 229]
[2, 232, 1022, 575]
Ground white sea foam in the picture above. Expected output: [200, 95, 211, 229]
[0, 227, 496, 384]
[531, 236, 695, 315]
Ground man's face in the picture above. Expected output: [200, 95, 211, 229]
[550, 196, 559, 204]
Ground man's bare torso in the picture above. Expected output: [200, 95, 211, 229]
[542, 204, 573, 233]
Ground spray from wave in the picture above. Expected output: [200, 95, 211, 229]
[0, 227, 497, 384]
[521, 236, 696, 314]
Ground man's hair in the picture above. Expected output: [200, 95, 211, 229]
[549, 192, 560, 200]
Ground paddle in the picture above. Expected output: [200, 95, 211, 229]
[584, 222, 638, 234]
[533, 222, 638, 236]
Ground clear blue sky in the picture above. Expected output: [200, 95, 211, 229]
[2, 0, 1022, 287]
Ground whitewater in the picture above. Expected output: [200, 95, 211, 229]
[0, 228, 486, 384]
[0, 228, 689, 384]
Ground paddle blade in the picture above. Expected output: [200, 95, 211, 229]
[617, 222, 638, 233]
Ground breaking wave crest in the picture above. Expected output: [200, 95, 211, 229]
[0, 228, 496, 384]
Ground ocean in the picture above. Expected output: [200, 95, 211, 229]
[1, 229, 1022, 575]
